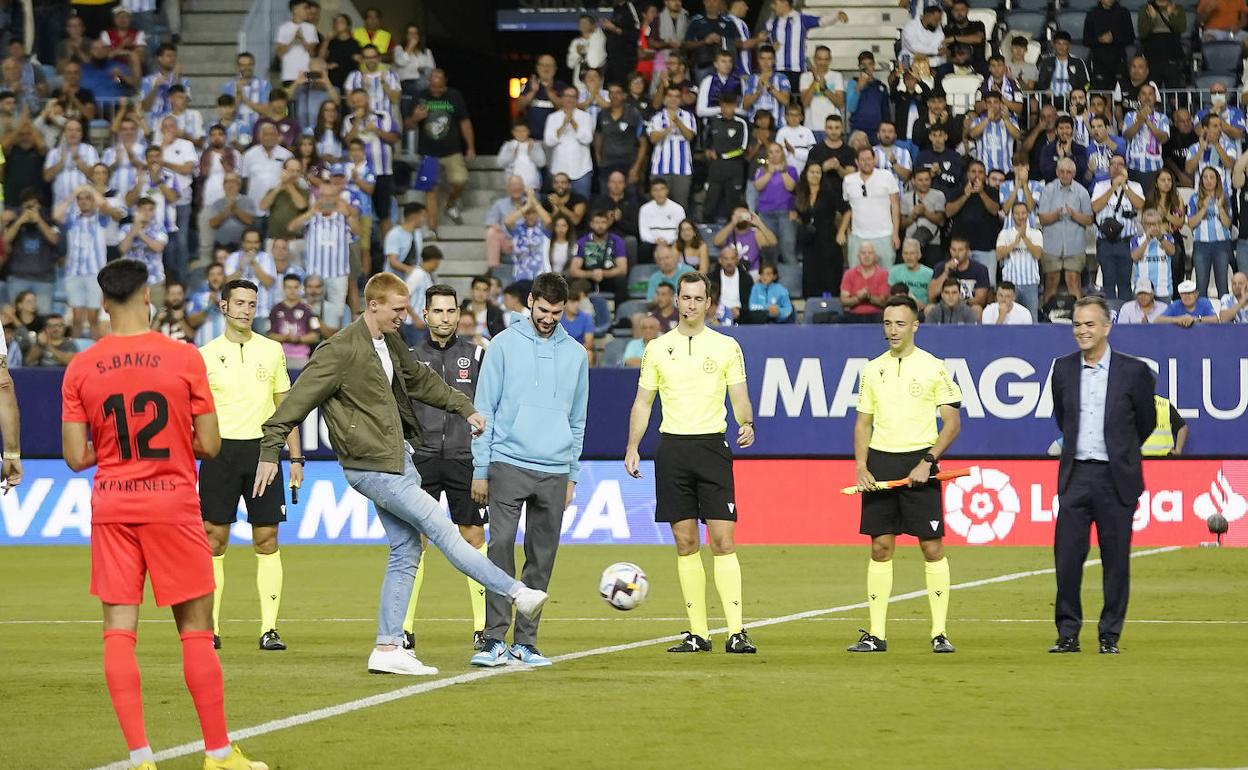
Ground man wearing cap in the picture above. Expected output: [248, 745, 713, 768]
[1157, 279, 1221, 326]
[1115, 278, 1166, 323]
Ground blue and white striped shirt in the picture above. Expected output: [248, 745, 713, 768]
[120, 0, 158, 14]
[189, 290, 226, 347]
[302, 212, 352, 278]
[226, 115, 254, 150]
[998, 179, 1044, 227]
[1219, 293, 1248, 322]
[342, 111, 397, 176]
[647, 109, 695, 176]
[1072, 114, 1091, 148]
[996, 223, 1043, 286]
[102, 140, 147, 194]
[1185, 136, 1238, 196]
[971, 116, 1018, 173]
[1121, 111, 1169, 173]
[346, 160, 376, 217]
[344, 69, 401, 121]
[119, 222, 168, 284]
[873, 144, 911, 177]
[743, 71, 790, 123]
[133, 169, 181, 232]
[64, 205, 109, 277]
[222, 77, 271, 127]
[44, 144, 100, 205]
[727, 14, 752, 74]
[140, 73, 191, 119]
[1186, 193, 1232, 242]
[1050, 58, 1072, 97]
[1129, 233, 1175, 298]
[766, 10, 822, 73]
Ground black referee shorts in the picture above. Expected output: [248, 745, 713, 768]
[654, 433, 737, 524]
[859, 448, 945, 539]
[200, 439, 287, 526]
[414, 455, 487, 527]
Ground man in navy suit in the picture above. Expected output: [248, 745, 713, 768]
[1050, 296, 1156, 654]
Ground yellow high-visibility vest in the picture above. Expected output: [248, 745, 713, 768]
[1141, 395, 1174, 456]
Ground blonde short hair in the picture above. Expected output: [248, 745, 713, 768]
[364, 272, 409, 303]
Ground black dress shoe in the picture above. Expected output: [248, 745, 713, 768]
[1099, 638, 1120, 654]
[1048, 637, 1081, 653]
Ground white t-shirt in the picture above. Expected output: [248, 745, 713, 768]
[718, 268, 743, 310]
[372, 335, 393, 383]
[160, 138, 198, 205]
[241, 145, 293, 206]
[638, 198, 686, 244]
[776, 124, 816, 169]
[982, 302, 1034, 324]
[276, 21, 317, 83]
[844, 170, 899, 239]
[799, 69, 845, 130]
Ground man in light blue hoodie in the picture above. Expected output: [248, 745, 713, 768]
[469, 273, 589, 668]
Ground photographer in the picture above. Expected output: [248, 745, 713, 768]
[2, 190, 61, 314]
[846, 50, 890, 145]
[713, 205, 778, 275]
[151, 280, 195, 342]
[1091, 153, 1145, 301]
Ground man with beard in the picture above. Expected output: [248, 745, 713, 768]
[570, 210, 630, 303]
[912, 89, 962, 151]
[590, 169, 640, 244]
[1112, 55, 1157, 126]
[942, 0, 987, 69]
[152, 280, 194, 342]
[807, 113, 857, 178]
[1040, 115, 1090, 183]
[1085, 114, 1128, 188]
[1162, 108, 1197, 187]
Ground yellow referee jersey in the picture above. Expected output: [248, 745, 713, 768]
[639, 327, 746, 435]
[856, 346, 961, 453]
[201, 333, 291, 440]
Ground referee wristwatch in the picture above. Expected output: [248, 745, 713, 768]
[922, 452, 937, 465]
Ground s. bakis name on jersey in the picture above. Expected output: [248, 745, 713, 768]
[92, 350, 166, 374]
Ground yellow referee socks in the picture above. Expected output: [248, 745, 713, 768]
[402, 557, 427, 636]
[676, 553, 709, 639]
[867, 559, 893, 639]
[256, 550, 283, 633]
[713, 553, 744, 634]
[211, 555, 225, 636]
[467, 543, 487, 633]
[925, 557, 951, 638]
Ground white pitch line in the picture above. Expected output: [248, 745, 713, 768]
[10, 616, 1248, 626]
[86, 546, 1180, 770]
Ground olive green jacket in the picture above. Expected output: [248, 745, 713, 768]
[260, 317, 476, 472]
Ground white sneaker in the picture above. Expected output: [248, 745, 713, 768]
[367, 647, 439, 676]
[512, 586, 548, 619]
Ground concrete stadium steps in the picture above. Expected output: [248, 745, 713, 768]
[176, 3, 243, 111]
[804, 0, 905, 70]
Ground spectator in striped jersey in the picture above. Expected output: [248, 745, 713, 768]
[103, 115, 146, 196]
[345, 44, 401, 122]
[289, 187, 360, 331]
[1120, 83, 1169, 194]
[1129, 209, 1175, 301]
[994, 201, 1044, 320]
[646, 85, 697, 211]
[117, 197, 168, 303]
[1185, 166, 1233, 299]
[742, 45, 790, 125]
[87, 163, 127, 263]
[1217, 272, 1248, 323]
[872, 120, 910, 185]
[1184, 113, 1238, 198]
[187, 262, 228, 345]
[765, 0, 848, 93]
[967, 91, 1021, 176]
[55, 185, 114, 336]
[43, 118, 99, 209]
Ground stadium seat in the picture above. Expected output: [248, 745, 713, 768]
[966, 0, 1000, 9]
[777, 263, 801, 293]
[1107, 298, 1126, 315]
[489, 265, 513, 285]
[1062, 0, 1099, 9]
[968, 8, 998, 51]
[1056, 10, 1084, 35]
[1010, 0, 1048, 12]
[1069, 43, 1091, 62]
[1195, 73, 1236, 91]
[1201, 41, 1243, 74]
[587, 292, 612, 337]
[1005, 11, 1049, 39]
[601, 337, 630, 368]
[941, 73, 984, 115]
[627, 264, 657, 298]
[614, 299, 649, 326]
[1120, 0, 1148, 10]
[803, 297, 842, 323]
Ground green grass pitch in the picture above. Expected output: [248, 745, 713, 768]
[2, 544, 1246, 769]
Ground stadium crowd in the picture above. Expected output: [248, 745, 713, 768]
[2, 0, 1248, 372]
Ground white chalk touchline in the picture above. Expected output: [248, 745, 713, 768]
[86, 546, 1180, 770]
[14, 616, 1248, 626]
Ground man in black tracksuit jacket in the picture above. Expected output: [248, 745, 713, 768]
[402, 284, 489, 652]
[702, 93, 750, 224]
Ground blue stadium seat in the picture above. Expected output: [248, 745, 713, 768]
[587, 292, 612, 337]
[1202, 41, 1243, 74]
[803, 297, 842, 324]
[627, 264, 657, 298]
[1195, 72, 1235, 90]
[1005, 10, 1049, 38]
[967, 0, 1001, 9]
[1069, 43, 1091, 62]
[601, 337, 630, 368]
[1010, 0, 1049, 12]
[1056, 10, 1084, 34]
[614, 299, 649, 325]
[1062, 0, 1099, 10]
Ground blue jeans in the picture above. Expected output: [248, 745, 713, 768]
[1014, 283, 1039, 321]
[1193, 239, 1232, 299]
[759, 209, 800, 293]
[7, 278, 53, 314]
[1096, 239, 1133, 301]
[344, 453, 522, 647]
[569, 172, 593, 201]
[970, 250, 997, 287]
[164, 203, 192, 284]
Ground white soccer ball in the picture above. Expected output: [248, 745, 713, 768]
[599, 562, 649, 611]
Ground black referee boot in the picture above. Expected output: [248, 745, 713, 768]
[667, 631, 712, 652]
[725, 630, 757, 654]
[846, 629, 887, 652]
[213, 634, 221, 650]
[259, 629, 287, 651]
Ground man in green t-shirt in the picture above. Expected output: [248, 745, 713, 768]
[888, 239, 933, 310]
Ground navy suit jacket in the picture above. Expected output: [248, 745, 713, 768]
[1052, 349, 1157, 506]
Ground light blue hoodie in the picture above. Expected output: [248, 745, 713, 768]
[472, 316, 589, 482]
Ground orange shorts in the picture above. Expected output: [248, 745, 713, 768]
[90, 523, 215, 607]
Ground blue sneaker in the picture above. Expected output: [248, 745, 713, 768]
[509, 643, 553, 667]
[469, 638, 511, 668]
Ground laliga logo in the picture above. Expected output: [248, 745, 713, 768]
[1193, 470, 1247, 524]
[944, 466, 1020, 544]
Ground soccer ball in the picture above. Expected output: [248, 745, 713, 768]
[599, 562, 649, 611]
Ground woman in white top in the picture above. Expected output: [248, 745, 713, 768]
[547, 213, 576, 274]
[393, 23, 436, 99]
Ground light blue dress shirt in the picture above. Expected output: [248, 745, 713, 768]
[1075, 346, 1111, 462]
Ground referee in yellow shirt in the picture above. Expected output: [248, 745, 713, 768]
[850, 294, 962, 654]
[625, 272, 758, 654]
[200, 279, 302, 651]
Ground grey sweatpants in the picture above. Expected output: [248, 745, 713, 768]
[484, 461, 567, 646]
